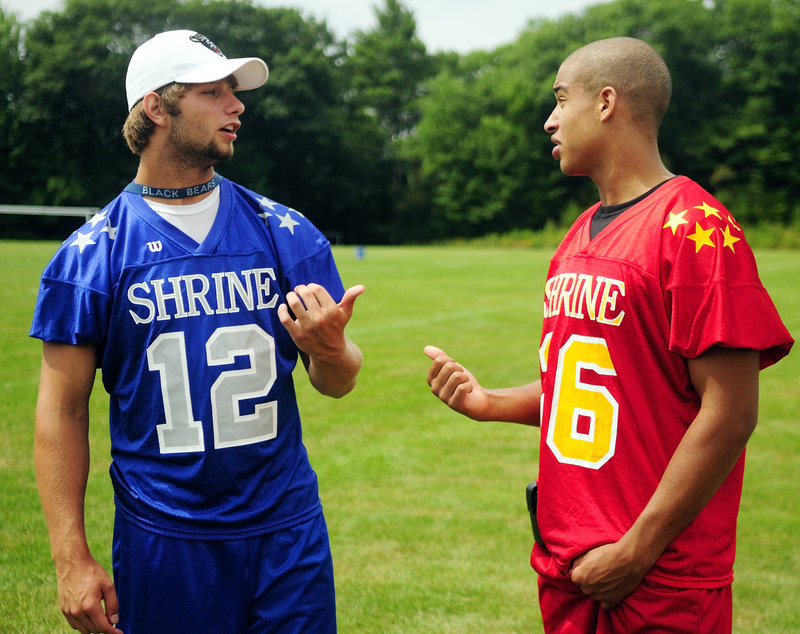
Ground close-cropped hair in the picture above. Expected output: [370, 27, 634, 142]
[122, 82, 188, 155]
[567, 37, 672, 131]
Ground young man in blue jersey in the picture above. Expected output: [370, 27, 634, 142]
[31, 30, 363, 634]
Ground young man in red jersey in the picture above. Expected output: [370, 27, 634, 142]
[425, 37, 793, 633]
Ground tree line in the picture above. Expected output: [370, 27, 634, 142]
[1, 0, 797, 243]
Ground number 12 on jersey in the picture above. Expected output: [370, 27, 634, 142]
[147, 324, 278, 454]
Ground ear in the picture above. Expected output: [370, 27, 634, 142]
[598, 86, 618, 122]
[141, 92, 170, 128]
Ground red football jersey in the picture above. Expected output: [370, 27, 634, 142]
[536, 176, 793, 587]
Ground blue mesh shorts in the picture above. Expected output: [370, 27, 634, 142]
[112, 510, 336, 633]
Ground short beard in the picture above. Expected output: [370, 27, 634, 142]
[165, 116, 234, 171]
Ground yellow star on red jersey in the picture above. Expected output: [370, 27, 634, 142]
[663, 200, 744, 255]
[687, 222, 716, 252]
[721, 225, 741, 253]
[695, 202, 721, 219]
[663, 209, 690, 235]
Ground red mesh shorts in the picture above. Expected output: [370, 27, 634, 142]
[532, 544, 732, 633]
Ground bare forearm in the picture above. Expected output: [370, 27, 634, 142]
[35, 342, 97, 563]
[570, 403, 757, 607]
[478, 382, 542, 425]
[34, 408, 93, 562]
[425, 346, 541, 424]
[624, 348, 759, 563]
[35, 342, 119, 633]
[620, 404, 756, 568]
[570, 347, 760, 608]
[306, 337, 363, 398]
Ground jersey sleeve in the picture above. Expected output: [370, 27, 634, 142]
[660, 198, 793, 369]
[281, 242, 345, 302]
[29, 224, 114, 350]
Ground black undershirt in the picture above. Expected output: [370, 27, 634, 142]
[590, 178, 674, 239]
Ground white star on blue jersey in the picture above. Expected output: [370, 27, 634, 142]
[258, 197, 278, 223]
[71, 231, 96, 254]
[277, 212, 300, 235]
[88, 210, 108, 228]
[259, 197, 278, 211]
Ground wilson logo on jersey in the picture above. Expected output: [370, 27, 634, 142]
[146, 241, 163, 253]
[663, 201, 743, 253]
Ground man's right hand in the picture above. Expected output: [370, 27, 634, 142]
[424, 346, 491, 420]
[56, 555, 120, 633]
[425, 346, 543, 426]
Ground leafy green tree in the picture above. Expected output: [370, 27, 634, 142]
[12, 0, 389, 242]
[0, 8, 24, 202]
[411, 19, 596, 239]
[17, 0, 179, 206]
[174, 0, 381, 239]
[0, 8, 72, 237]
[706, 0, 800, 225]
[341, 0, 442, 242]
[574, 0, 800, 226]
[409, 0, 740, 238]
[5, 0, 800, 243]
[346, 0, 433, 139]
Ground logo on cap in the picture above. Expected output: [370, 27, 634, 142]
[190, 33, 224, 57]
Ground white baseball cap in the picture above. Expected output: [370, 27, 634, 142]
[125, 30, 269, 111]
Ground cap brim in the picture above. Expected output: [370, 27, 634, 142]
[174, 57, 269, 91]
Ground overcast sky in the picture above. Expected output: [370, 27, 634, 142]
[1, 0, 605, 53]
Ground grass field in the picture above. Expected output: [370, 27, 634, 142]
[1, 240, 797, 633]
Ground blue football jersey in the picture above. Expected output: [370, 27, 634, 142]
[30, 178, 345, 538]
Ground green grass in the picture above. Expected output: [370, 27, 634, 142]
[1, 240, 797, 633]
